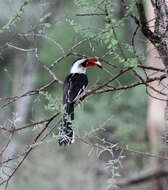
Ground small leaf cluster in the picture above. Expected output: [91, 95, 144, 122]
[124, 0, 137, 17]
[0, 0, 30, 34]
[74, 0, 102, 12]
[39, 91, 63, 112]
[39, 12, 52, 33]
[106, 155, 125, 189]
[66, 18, 95, 38]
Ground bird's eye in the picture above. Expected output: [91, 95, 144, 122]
[81, 61, 87, 67]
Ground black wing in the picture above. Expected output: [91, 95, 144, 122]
[62, 73, 88, 120]
[63, 73, 88, 104]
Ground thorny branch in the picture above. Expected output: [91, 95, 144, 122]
[0, 112, 60, 189]
[1, 0, 168, 189]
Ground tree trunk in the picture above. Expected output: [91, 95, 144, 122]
[13, 51, 38, 126]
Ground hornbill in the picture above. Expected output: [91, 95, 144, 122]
[58, 57, 102, 146]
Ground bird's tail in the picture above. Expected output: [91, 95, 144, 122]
[58, 114, 75, 146]
[66, 103, 74, 120]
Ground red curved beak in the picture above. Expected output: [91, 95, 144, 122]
[86, 58, 102, 68]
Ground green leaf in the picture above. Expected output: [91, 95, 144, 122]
[106, 178, 114, 184]
[124, 58, 138, 67]
[111, 39, 118, 46]
[115, 173, 121, 177]
[40, 18, 44, 22]
[45, 23, 51, 28]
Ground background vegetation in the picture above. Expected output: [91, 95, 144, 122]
[0, 0, 168, 190]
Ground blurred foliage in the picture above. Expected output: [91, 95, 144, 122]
[0, 0, 150, 190]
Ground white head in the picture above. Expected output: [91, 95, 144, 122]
[70, 58, 87, 74]
[70, 57, 102, 74]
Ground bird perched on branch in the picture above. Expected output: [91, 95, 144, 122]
[58, 57, 102, 146]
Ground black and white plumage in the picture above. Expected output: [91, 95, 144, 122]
[63, 73, 88, 120]
[58, 57, 102, 146]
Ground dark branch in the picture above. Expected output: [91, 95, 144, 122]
[117, 169, 168, 188]
[136, 1, 161, 44]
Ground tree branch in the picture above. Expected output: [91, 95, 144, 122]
[117, 169, 168, 188]
[136, 1, 161, 44]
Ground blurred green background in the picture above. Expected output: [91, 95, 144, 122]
[0, 0, 152, 190]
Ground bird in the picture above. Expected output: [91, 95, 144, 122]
[58, 57, 102, 146]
